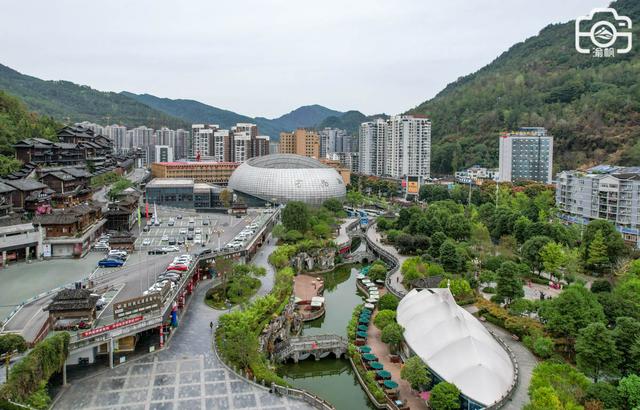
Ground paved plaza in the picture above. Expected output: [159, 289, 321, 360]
[53, 239, 314, 410]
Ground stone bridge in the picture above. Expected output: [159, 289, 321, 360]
[273, 334, 348, 363]
[344, 250, 375, 264]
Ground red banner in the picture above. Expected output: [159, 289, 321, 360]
[81, 316, 143, 338]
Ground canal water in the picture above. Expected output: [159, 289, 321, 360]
[277, 264, 377, 410]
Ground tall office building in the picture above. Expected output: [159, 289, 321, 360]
[556, 165, 640, 247]
[175, 129, 190, 160]
[499, 127, 553, 184]
[279, 129, 320, 159]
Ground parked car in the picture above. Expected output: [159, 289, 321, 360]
[98, 258, 124, 267]
[168, 219, 175, 226]
[108, 249, 127, 258]
[195, 228, 202, 234]
[194, 236, 202, 245]
[179, 229, 187, 235]
[197, 248, 212, 257]
[167, 264, 188, 271]
[163, 270, 184, 277]
[188, 225, 194, 232]
[142, 238, 152, 246]
[143, 226, 150, 232]
[148, 248, 168, 255]
[161, 235, 169, 242]
[186, 233, 194, 240]
[177, 237, 185, 245]
[202, 219, 209, 225]
[168, 237, 177, 245]
[176, 214, 182, 220]
[154, 220, 161, 226]
[162, 245, 180, 252]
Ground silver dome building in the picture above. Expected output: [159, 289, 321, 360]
[228, 154, 346, 206]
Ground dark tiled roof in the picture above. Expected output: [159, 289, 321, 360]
[4, 179, 48, 191]
[0, 182, 15, 194]
[47, 288, 99, 312]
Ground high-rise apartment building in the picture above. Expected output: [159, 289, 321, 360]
[212, 130, 231, 162]
[279, 129, 320, 159]
[556, 165, 640, 247]
[191, 124, 219, 159]
[175, 129, 190, 160]
[498, 127, 553, 184]
[319, 128, 355, 159]
[154, 145, 174, 163]
[254, 135, 270, 157]
[359, 115, 430, 179]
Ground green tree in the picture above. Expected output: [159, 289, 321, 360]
[582, 220, 626, 266]
[322, 198, 343, 213]
[282, 201, 310, 232]
[219, 189, 232, 208]
[618, 374, 640, 410]
[368, 263, 387, 282]
[540, 242, 565, 279]
[400, 356, 430, 391]
[379, 293, 399, 311]
[575, 322, 621, 382]
[346, 190, 364, 207]
[524, 387, 562, 410]
[380, 323, 404, 353]
[373, 310, 396, 330]
[438, 278, 472, 299]
[219, 316, 258, 370]
[496, 261, 525, 305]
[0, 334, 27, 355]
[521, 236, 553, 275]
[538, 284, 606, 345]
[585, 382, 622, 410]
[0, 155, 22, 177]
[429, 382, 460, 410]
[528, 361, 590, 408]
[439, 240, 461, 272]
[613, 317, 640, 376]
[587, 230, 610, 273]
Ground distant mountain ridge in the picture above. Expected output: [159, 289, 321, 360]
[123, 92, 345, 138]
[0, 64, 362, 138]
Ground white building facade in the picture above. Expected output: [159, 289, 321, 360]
[499, 127, 553, 184]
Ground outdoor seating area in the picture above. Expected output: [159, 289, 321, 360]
[356, 269, 380, 304]
[355, 306, 403, 405]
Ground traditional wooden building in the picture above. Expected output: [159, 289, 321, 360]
[3, 178, 52, 212]
[47, 288, 99, 323]
[33, 203, 103, 238]
[0, 181, 15, 217]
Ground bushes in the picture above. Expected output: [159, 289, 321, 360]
[373, 310, 396, 330]
[216, 266, 295, 386]
[379, 293, 399, 311]
[476, 298, 544, 341]
[482, 286, 496, 293]
[0, 334, 27, 356]
[347, 304, 364, 343]
[0, 332, 70, 406]
[528, 361, 590, 408]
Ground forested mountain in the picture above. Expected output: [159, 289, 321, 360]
[0, 64, 188, 130]
[124, 92, 345, 138]
[316, 110, 389, 135]
[410, 0, 640, 174]
[0, 91, 60, 174]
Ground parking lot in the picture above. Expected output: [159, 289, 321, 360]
[134, 207, 256, 250]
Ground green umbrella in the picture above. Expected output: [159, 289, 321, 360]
[357, 324, 369, 331]
[369, 361, 384, 370]
[362, 353, 378, 361]
[356, 330, 368, 338]
[377, 370, 391, 379]
[359, 346, 372, 353]
[383, 380, 399, 389]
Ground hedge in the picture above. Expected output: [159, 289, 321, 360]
[476, 298, 543, 339]
[0, 332, 70, 406]
[0, 334, 27, 356]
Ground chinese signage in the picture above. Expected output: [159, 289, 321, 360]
[81, 316, 143, 338]
[114, 294, 163, 320]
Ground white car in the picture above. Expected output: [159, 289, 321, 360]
[108, 250, 127, 258]
[195, 228, 202, 234]
[142, 239, 151, 246]
[161, 235, 169, 242]
[179, 229, 187, 235]
[94, 242, 109, 250]
[162, 245, 179, 252]
[194, 236, 202, 245]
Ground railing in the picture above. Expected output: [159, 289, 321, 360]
[485, 328, 520, 409]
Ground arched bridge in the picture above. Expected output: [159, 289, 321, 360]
[273, 334, 348, 363]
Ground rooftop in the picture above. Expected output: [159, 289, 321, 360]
[245, 154, 328, 169]
[147, 178, 194, 188]
[154, 161, 239, 167]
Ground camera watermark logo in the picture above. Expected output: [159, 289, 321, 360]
[575, 8, 632, 57]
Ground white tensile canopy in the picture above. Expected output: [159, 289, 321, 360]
[396, 288, 515, 407]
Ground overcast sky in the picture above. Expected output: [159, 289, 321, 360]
[1, 0, 611, 118]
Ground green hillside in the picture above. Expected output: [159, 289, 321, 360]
[0, 64, 188, 130]
[124, 92, 345, 139]
[315, 110, 389, 135]
[410, 0, 640, 174]
[0, 90, 60, 175]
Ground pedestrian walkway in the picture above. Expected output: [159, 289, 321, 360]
[366, 310, 427, 410]
[481, 322, 537, 410]
[53, 238, 314, 410]
[366, 224, 408, 295]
